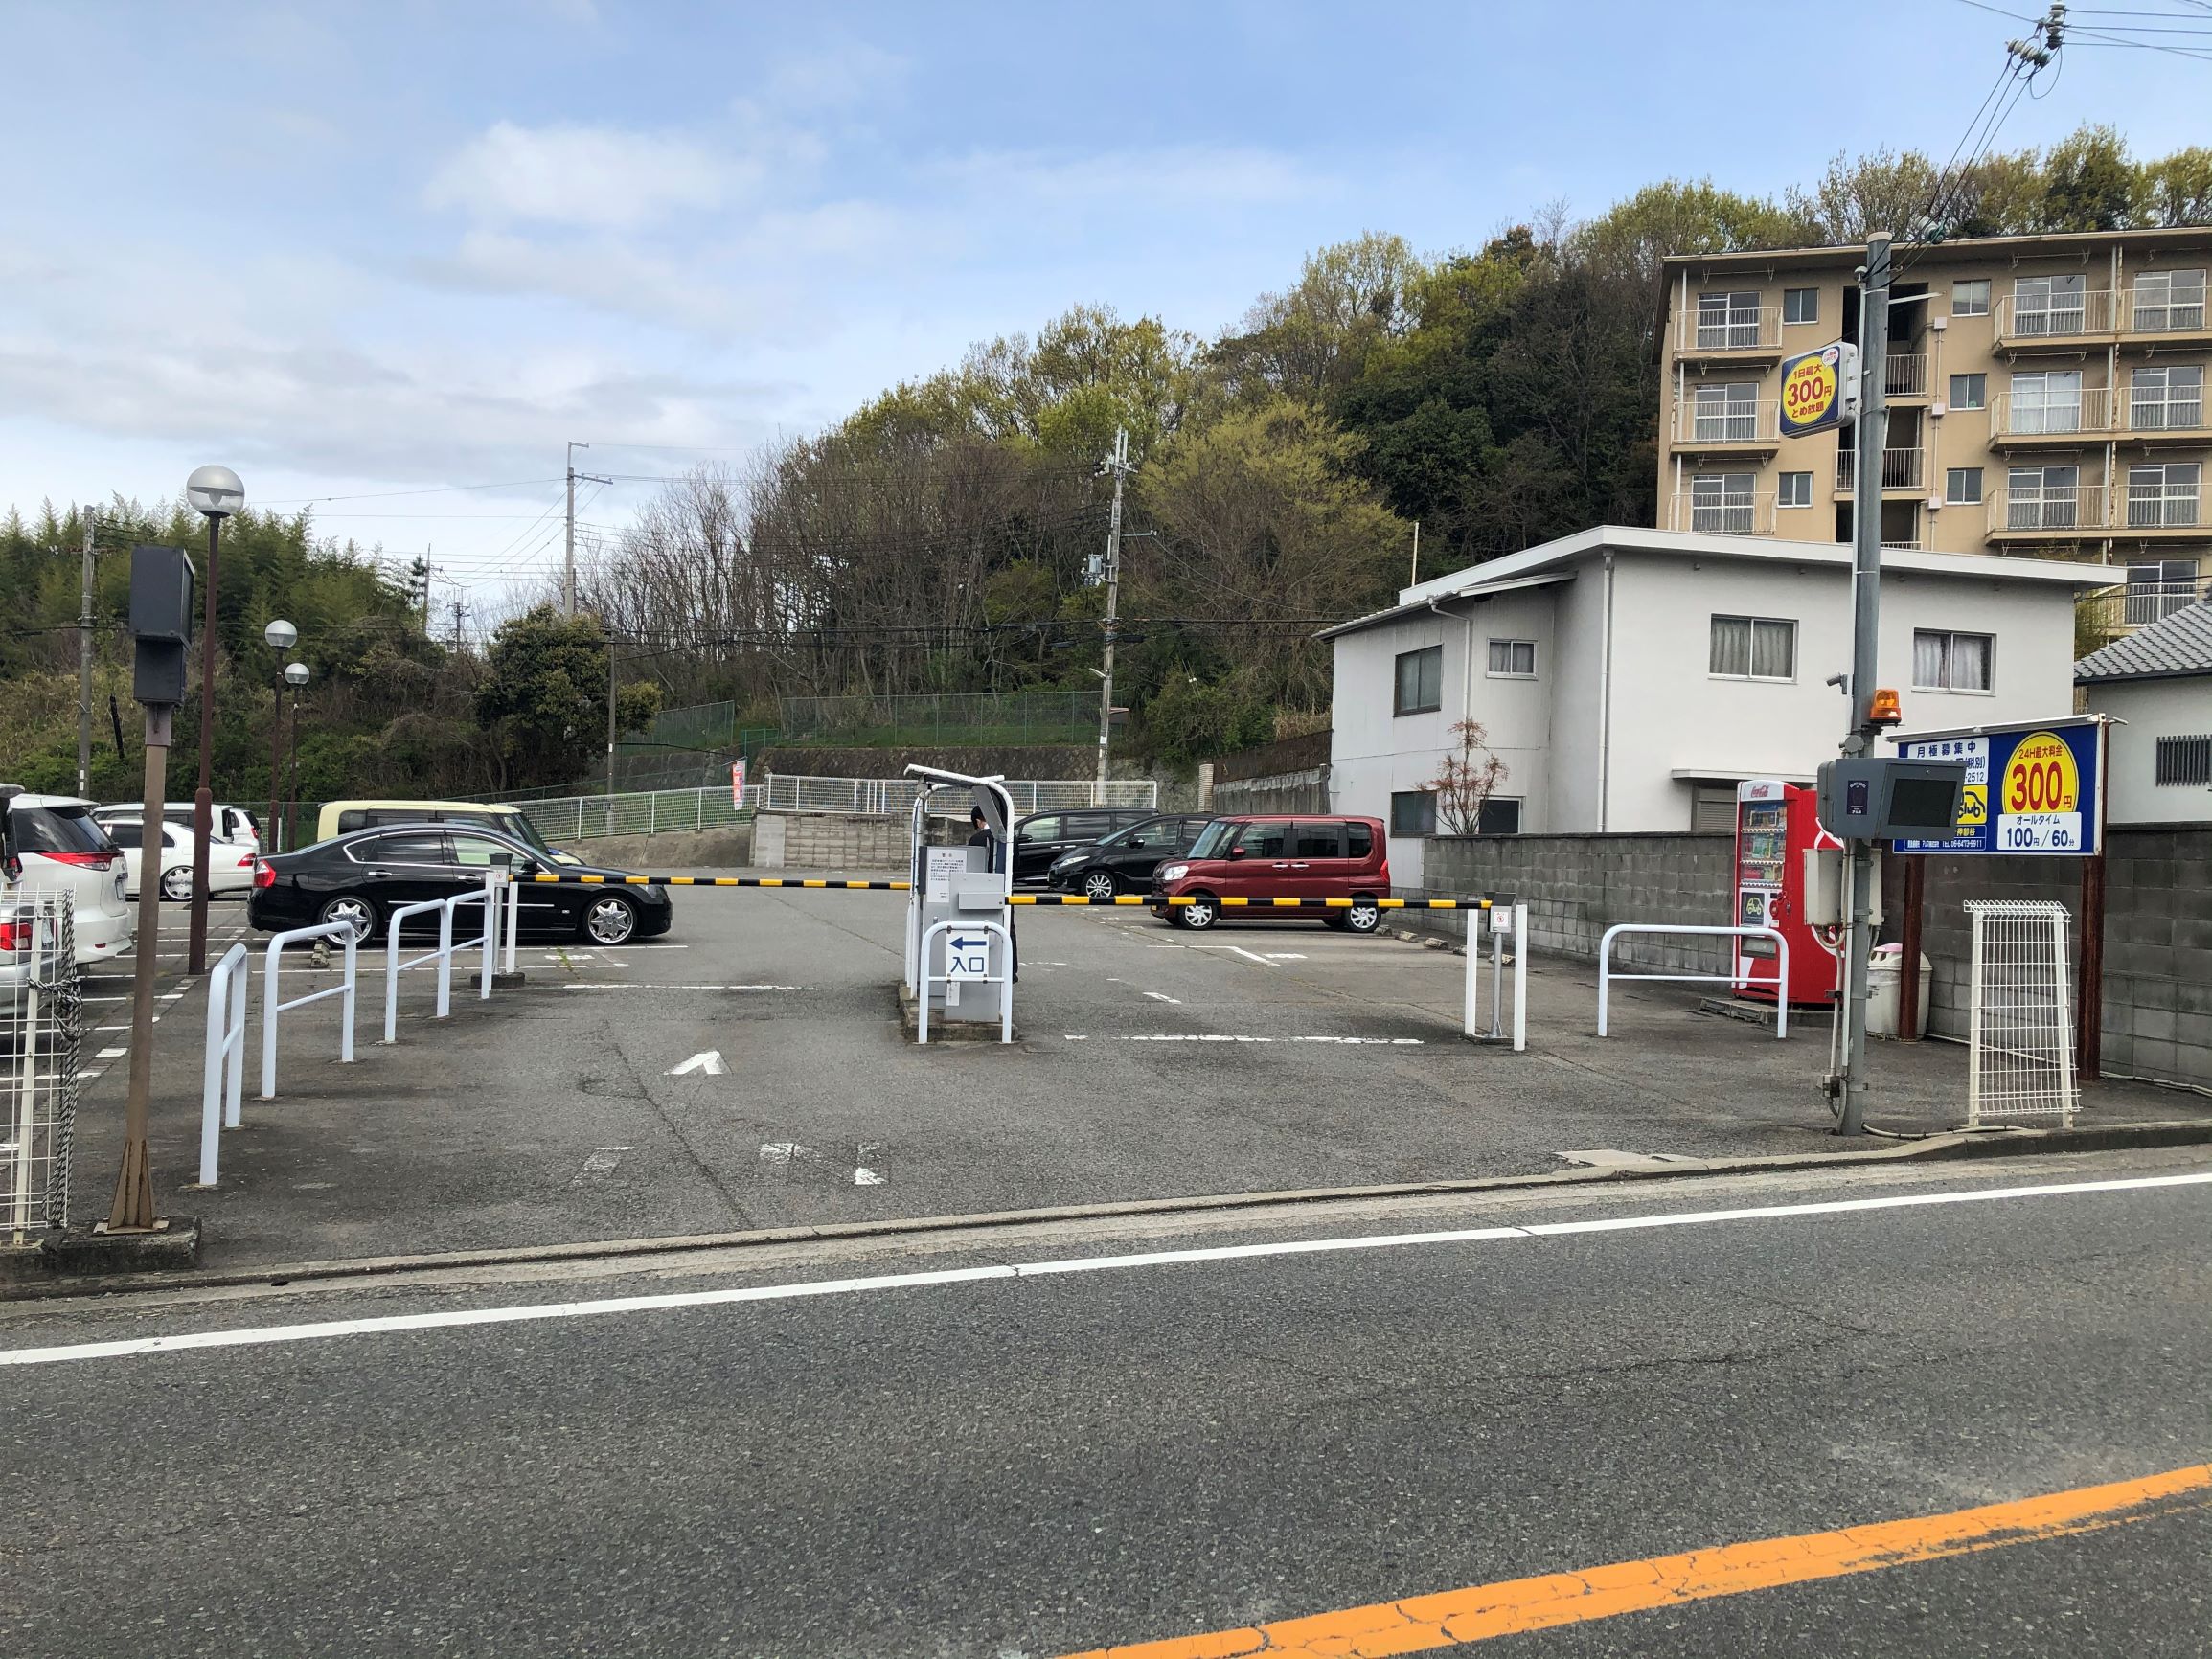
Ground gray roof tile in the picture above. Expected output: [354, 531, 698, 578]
[2074, 602, 2212, 681]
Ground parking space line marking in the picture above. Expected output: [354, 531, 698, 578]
[1055, 1464, 2212, 1659]
[1143, 991, 1182, 1005]
[1075, 1034, 1425, 1045]
[94, 1047, 127, 1059]
[8, 1171, 2205, 1369]
[559, 984, 815, 992]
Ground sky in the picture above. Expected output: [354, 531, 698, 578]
[4, 0, 2207, 617]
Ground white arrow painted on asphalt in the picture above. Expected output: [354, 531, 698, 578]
[667, 1050, 726, 1077]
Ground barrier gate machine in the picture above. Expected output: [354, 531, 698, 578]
[902, 764, 1015, 1043]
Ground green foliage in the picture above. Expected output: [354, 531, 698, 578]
[1137, 675, 1274, 771]
[474, 605, 613, 786]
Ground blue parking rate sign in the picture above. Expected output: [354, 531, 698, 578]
[1892, 719, 2103, 855]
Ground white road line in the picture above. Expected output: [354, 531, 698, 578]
[94, 1047, 127, 1059]
[1191, 944, 1275, 966]
[559, 984, 817, 992]
[667, 1050, 726, 1077]
[1069, 1034, 1425, 1045]
[1143, 991, 1182, 1005]
[6, 1170, 2206, 1369]
[571, 1147, 633, 1181]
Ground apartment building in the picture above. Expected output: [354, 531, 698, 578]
[1657, 228, 2211, 634]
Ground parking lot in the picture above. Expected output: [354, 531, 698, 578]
[54, 875, 2212, 1273]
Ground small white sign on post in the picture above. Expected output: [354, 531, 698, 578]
[924, 846, 968, 904]
[1491, 906, 1514, 936]
[946, 933, 991, 982]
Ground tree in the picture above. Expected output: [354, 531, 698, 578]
[2139, 147, 2212, 229]
[474, 605, 613, 788]
[1425, 721, 1508, 836]
[2040, 125, 2139, 233]
[1204, 232, 1424, 408]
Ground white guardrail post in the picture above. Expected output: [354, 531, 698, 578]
[1459, 901, 1530, 1053]
[261, 921, 358, 1101]
[383, 875, 502, 1044]
[194, 943, 250, 1186]
[503, 871, 520, 975]
[1596, 923, 1790, 1040]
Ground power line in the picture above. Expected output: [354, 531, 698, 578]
[255, 476, 565, 507]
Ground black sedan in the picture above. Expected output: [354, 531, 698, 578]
[1045, 812, 1216, 901]
[248, 825, 673, 946]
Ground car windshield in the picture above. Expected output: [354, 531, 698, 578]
[1187, 820, 1238, 859]
[1095, 818, 1162, 849]
[11, 804, 112, 853]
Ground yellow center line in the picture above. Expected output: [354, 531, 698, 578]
[1058, 1463, 2212, 1659]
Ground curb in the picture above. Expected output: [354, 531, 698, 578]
[11, 1119, 2211, 1304]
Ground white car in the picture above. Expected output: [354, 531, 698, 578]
[93, 801, 262, 851]
[101, 816, 258, 900]
[3, 792, 133, 966]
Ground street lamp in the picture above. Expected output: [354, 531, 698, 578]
[284, 661, 310, 850]
[263, 620, 297, 852]
[184, 464, 244, 974]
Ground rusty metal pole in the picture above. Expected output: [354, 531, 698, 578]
[188, 513, 218, 974]
[1898, 856, 1925, 1041]
[108, 708, 171, 1231]
[2079, 848, 2106, 1081]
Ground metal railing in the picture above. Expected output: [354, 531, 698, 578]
[1989, 483, 2108, 535]
[916, 918, 1015, 1045]
[1885, 352, 1929, 398]
[1597, 924, 1791, 1039]
[1993, 385, 2209, 440]
[1677, 305, 1782, 352]
[3, 894, 76, 1241]
[1673, 398, 1779, 445]
[1996, 287, 2209, 344]
[382, 875, 501, 1044]
[1667, 490, 1776, 537]
[1988, 481, 2205, 535]
[1835, 446, 1926, 490]
[261, 921, 357, 1101]
[519, 775, 1159, 842]
[196, 943, 250, 1188]
[2079, 577, 2211, 637]
[1463, 901, 1528, 1052]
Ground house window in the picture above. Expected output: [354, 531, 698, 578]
[1951, 278, 1992, 317]
[1783, 287, 1819, 325]
[2130, 365, 2203, 433]
[1477, 797, 1523, 836]
[1778, 471, 1814, 508]
[2014, 272, 2087, 336]
[1390, 790, 1437, 836]
[1946, 466, 1984, 505]
[2007, 464, 2080, 531]
[1948, 373, 1986, 411]
[2133, 268, 2206, 333]
[2155, 735, 2212, 787]
[1709, 615, 1796, 681]
[2127, 559, 2200, 626]
[1689, 472, 1758, 534]
[1697, 289, 1764, 350]
[2009, 369, 2083, 435]
[1692, 381, 1761, 443]
[2128, 462, 2201, 530]
[1393, 645, 1442, 716]
[1913, 629, 1993, 693]
[1486, 639, 1537, 677]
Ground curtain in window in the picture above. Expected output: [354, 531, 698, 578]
[1950, 633, 1991, 692]
[1914, 630, 1947, 689]
[1710, 617, 1751, 677]
[1750, 620, 1793, 680]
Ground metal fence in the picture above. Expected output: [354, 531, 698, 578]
[3, 895, 79, 1241]
[1965, 899, 2076, 1127]
[777, 691, 1094, 746]
[519, 774, 1158, 843]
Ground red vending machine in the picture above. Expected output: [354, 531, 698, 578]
[1731, 779, 1843, 1006]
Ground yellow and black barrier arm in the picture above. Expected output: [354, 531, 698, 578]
[523, 873, 1494, 910]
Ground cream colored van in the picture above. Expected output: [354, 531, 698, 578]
[310, 801, 584, 864]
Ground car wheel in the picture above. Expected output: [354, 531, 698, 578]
[1082, 871, 1120, 903]
[582, 895, 639, 945]
[318, 893, 378, 943]
[1178, 896, 1220, 931]
[159, 866, 193, 901]
[1344, 898, 1382, 935]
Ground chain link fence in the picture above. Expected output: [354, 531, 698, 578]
[518, 774, 1157, 843]
[3, 894, 79, 1242]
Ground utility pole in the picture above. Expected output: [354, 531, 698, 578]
[1834, 231, 1893, 1138]
[450, 598, 468, 653]
[565, 441, 585, 617]
[1095, 426, 1133, 789]
[77, 513, 95, 797]
[605, 634, 620, 796]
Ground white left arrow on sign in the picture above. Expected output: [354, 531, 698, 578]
[668, 1050, 726, 1077]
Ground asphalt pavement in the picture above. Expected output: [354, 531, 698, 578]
[6, 1148, 2208, 1656]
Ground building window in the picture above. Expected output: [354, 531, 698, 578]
[1696, 289, 1764, 350]
[1692, 381, 1761, 443]
[1951, 278, 1992, 317]
[1913, 629, 1993, 693]
[1778, 471, 1813, 508]
[2009, 369, 2083, 434]
[2014, 272, 2087, 336]
[1689, 471, 1758, 534]
[2007, 464, 2080, 531]
[1390, 790, 1437, 836]
[2130, 364, 2203, 433]
[2126, 559, 2200, 626]
[1393, 645, 1443, 716]
[1709, 615, 1796, 681]
[1486, 639, 1536, 677]
[1946, 466, 1984, 505]
[1948, 372, 1986, 411]
[1478, 797, 1523, 836]
[2133, 268, 2206, 333]
[2127, 462, 2201, 529]
[2155, 735, 2212, 787]
[1783, 286, 1819, 325]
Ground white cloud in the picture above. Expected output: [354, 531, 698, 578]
[944, 145, 1332, 211]
[423, 122, 742, 230]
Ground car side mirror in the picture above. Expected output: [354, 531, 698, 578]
[1226, 845, 1247, 860]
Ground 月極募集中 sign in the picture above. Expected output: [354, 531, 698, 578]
[1890, 718, 2104, 856]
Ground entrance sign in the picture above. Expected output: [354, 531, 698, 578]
[1779, 341, 1859, 437]
[1890, 718, 2104, 855]
[946, 935, 990, 980]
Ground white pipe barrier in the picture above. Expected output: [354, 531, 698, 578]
[916, 918, 1015, 1045]
[1460, 901, 1529, 1052]
[380, 875, 500, 1043]
[502, 874, 519, 976]
[1597, 924, 1791, 1040]
[260, 921, 359, 1100]
[194, 943, 250, 1186]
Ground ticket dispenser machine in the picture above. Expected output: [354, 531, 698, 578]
[902, 764, 1015, 1040]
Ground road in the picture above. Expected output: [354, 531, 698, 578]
[8, 1148, 2209, 1656]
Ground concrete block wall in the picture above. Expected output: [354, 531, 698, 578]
[754, 811, 911, 871]
[1420, 833, 1736, 972]
[1210, 766, 1330, 816]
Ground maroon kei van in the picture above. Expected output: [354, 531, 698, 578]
[1148, 814, 1391, 932]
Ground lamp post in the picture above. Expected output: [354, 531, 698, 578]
[263, 621, 297, 852]
[184, 465, 244, 974]
[284, 662, 309, 849]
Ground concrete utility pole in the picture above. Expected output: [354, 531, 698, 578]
[605, 634, 620, 796]
[77, 514, 95, 797]
[1835, 232, 1894, 1138]
[1095, 425, 1133, 789]
[565, 441, 583, 617]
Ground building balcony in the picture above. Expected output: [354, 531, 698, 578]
[1675, 306, 1783, 358]
[2078, 575, 2210, 640]
[1986, 482, 2208, 541]
[1669, 398, 1781, 451]
[1995, 288, 2212, 351]
[1667, 490, 1776, 537]
[1835, 445, 1926, 492]
[1885, 352, 1929, 398]
[1990, 386, 2212, 446]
